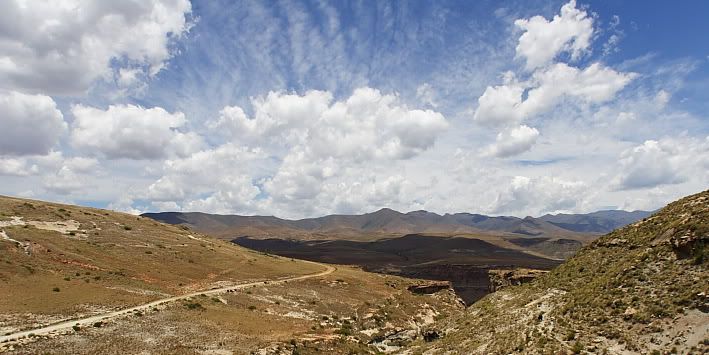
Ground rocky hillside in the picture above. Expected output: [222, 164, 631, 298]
[413, 190, 708, 354]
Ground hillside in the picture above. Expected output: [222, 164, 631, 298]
[411, 190, 709, 354]
[0, 196, 465, 354]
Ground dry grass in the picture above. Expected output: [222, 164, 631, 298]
[0, 196, 464, 354]
[6, 266, 463, 354]
[0, 195, 321, 333]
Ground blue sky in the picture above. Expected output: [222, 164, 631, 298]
[0, 0, 707, 218]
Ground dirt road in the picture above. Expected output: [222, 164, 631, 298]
[0, 261, 336, 345]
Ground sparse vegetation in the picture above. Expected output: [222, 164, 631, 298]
[184, 302, 204, 311]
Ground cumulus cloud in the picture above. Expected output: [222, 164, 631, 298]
[473, 83, 526, 127]
[491, 176, 587, 215]
[474, 63, 635, 128]
[484, 125, 540, 158]
[144, 144, 264, 211]
[142, 87, 447, 216]
[612, 138, 709, 190]
[213, 88, 448, 160]
[0, 0, 192, 95]
[0, 157, 39, 176]
[514, 0, 594, 70]
[71, 104, 203, 160]
[0, 91, 67, 156]
[43, 157, 100, 195]
[227, 88, 447, 207]
[207, 87, 447, 210]
[472, 1, 635, 158]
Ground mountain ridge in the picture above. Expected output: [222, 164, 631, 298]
[142, 208, 652, 241]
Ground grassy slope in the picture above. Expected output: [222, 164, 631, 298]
[0, 195, 321, 332]
[415, 190, 709, 354]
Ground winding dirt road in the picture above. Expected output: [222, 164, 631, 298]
[0, 261, 335, 345]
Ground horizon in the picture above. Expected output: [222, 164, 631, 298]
[1, 0, 708, 219]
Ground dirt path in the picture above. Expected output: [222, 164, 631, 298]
[0, 261, 336, 346]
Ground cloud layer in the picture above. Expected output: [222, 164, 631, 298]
[0, 0, 706, 219]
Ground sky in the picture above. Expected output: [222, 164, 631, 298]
[0, 0, 707, 218]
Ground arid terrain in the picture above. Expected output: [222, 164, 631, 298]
[0, 196, 464, 354]
[2, 192, 706, 354]
[146, 208, 650, 305]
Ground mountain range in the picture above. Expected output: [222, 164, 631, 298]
[143, 208, 653, 241]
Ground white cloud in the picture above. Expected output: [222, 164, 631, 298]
[144, 144, 264, 210]
[143, 87, 448, 216]
[0, 0, 192, 95]
[474, 4, 635, 158]
[473, 83, 526, 127]
[491, 175, 587, 215]
[484, 125, 540, 158]
[474, 63, 635, 127]
[0, 91, 67, 156]
[612, 138, 708, 190]
[117, 68, 141, 88]
[212, 87, 448, 162]
[71, 104, 203, 160]
[236, 88, 447, 207]
[514, 0, 594, 70]
[40, 155, 99, 195]
[0, 157, 39, 176]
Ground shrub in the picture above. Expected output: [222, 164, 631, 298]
[123, 226, 132, 231]
[571, 341, 584, 354]
[184, 302, 204, 311]
[52, 287, 60, 292]
[564, 330, 576, 341]
[248, 305, 257, 311]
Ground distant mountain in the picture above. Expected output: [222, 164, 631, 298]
[538, 209, 653, 233]
[142, 207, 651, 241]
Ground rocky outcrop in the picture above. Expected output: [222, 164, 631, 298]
[669, 231, 707, 259]
[407, 281, 451, 295]
[487, 268, 548, 292]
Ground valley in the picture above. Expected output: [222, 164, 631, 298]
[147, 208, 649, 305]
[232, 234, 561, 304]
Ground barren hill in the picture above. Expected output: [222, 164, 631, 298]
[0, 196, 464, 354]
